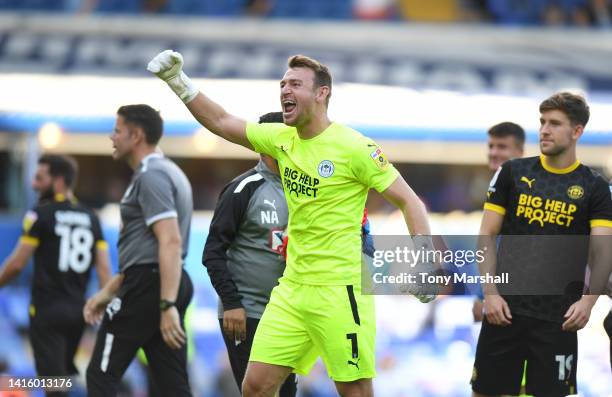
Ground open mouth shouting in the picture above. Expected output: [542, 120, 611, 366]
[282, 99, 297, 120]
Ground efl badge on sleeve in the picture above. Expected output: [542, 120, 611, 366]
[370, 147, 389, 170]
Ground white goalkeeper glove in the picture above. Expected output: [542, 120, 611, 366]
[147, 50, 199, 104]
[409, 235, 439, 303]
[406, 283, 437, 304]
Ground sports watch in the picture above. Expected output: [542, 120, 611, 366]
[159, 299, 176, 311]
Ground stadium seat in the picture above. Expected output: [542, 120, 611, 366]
[556, 0, 589, 14]
[164, 0, 201, 14]
[0, 0, 66, 11]
[94, 0, 141, 14]
[162, 0, 186, 13]
[165, 0, 243, 16]
[269, 0, 301, 18]
[0, 0, 15, 9]
[398, 0, 460, 22]
[25, 0, 67, 11]
[209, 0, 244, 16]
[487, 0, 548, 25]
[313, 0, 353, 19]
[269, 0, 352, 19]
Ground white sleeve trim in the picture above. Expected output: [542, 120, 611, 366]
[145, 210, 178, 226]
[233, 173, 263, 193]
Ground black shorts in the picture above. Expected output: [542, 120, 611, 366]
[29, 301, 85, 378]
[219, 317, 297, 397]
[472, 314, 577, 397]
[29, 301, 84, 397]
[86, 265, 193, 397]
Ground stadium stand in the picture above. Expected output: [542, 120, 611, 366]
[0, 0, 609, 25]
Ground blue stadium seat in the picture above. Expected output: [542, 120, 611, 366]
[487, 0, 547, 25]
[269, 0, 301, 18]
[320, 0, 353, 19]
[269, 0, 352, 19]
[556, 0, 588, 13]
[0, 0, 66, 11]
[0, 0, 20, 9]
[165, 0, 243, 16]
[24, 0, 66, 11]
[209, 0, 244, 16]
[4, 287, 30, 328]
[94, 0, 141, 14]
[164, 0, 200, 14]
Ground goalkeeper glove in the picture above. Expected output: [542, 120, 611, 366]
[408, 235, 439, 303]
[147, 50, 199, 104]
[406, 282, 437, 304]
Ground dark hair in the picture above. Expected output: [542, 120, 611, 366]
[38, 154, 78, 188]
[287, 55, 332, 106]
[117, 104, 163, 145]
[259, 112, 284, 124]
[539, 92, 590, 127]
[487, 122, 525, 147]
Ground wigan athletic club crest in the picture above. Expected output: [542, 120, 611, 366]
[318, 160, 334, 178]
[567, 185, 584, 200]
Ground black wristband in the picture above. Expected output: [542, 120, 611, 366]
[160, 299, 176, 311]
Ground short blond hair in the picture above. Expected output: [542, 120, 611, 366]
[288, 55, 332, 105]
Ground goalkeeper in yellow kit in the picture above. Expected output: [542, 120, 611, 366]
[149, 50, 434, 397]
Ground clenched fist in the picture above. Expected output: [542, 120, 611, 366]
[148, 50, 198, 104]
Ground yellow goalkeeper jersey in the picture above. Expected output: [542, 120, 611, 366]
[246, 121, 399, 285]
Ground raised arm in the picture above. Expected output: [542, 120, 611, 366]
[148, 50, 252, 149]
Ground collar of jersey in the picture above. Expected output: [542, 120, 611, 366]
[54, 193, 78, 204]
[540, 155, 580, 174]
[295, 122, 336, 143]
[140, 152, 164, 171]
